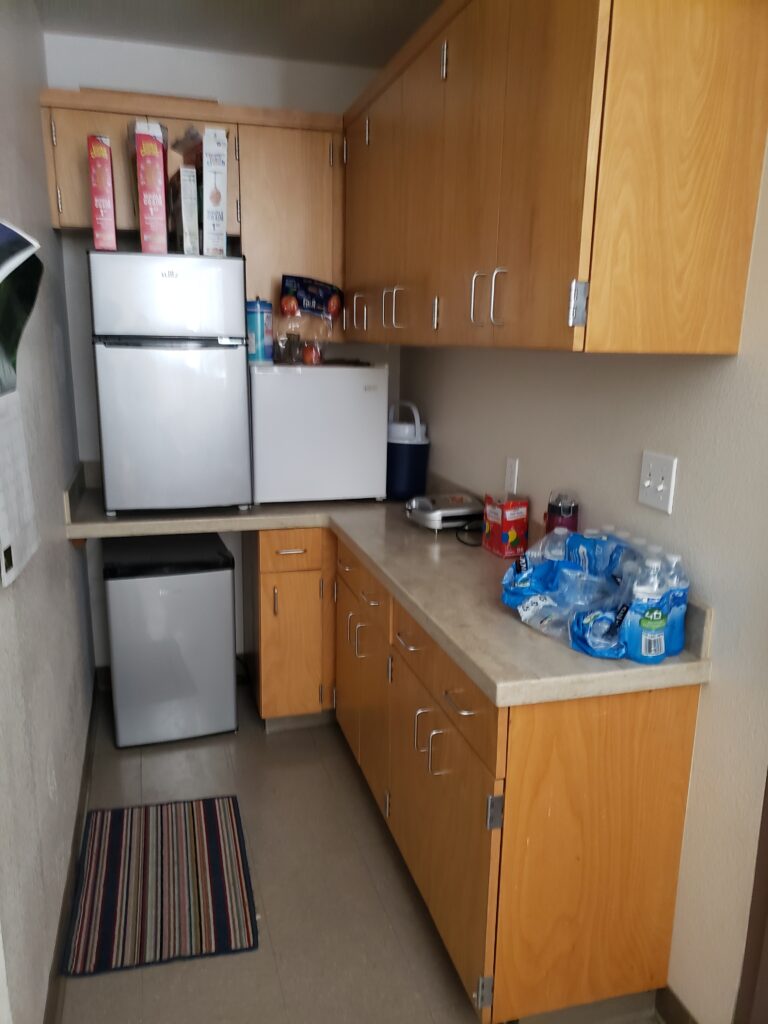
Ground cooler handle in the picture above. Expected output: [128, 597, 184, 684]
[388, 401, 422, 436]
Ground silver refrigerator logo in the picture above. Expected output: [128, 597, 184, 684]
[160, 270, 179, 279]
[363, 384, 378, 391]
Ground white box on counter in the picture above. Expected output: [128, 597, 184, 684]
[202, 128, 227, 256]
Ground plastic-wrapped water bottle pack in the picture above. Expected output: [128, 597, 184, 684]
[501, 528, 690, 663]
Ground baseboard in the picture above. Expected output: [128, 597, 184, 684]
[42, 678, 100, 1024]
[656, 987, 700, 1024]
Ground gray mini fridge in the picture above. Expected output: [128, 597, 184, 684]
[103, 534, 237, 747]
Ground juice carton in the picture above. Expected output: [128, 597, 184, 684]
[87, 135, 116, 251]
[130, 121, 167, 254]
[483, 494, 529, 558]
[170, 166, 200, 254]
[202, 127, 228, 256]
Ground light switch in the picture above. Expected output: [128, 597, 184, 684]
[638, 450, 678, 514]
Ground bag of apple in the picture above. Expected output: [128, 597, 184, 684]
[279, 275, 343, 343]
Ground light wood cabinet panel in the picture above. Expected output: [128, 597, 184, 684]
[493, 686, 700, 1021]
[162, 118, 240, 237]
[258, 570, 322, 719]
[357, 619, 390, 815]
[436, 0, 510, 347]
[343, 113, 374, 338]
[258, 528, 322, 573]
[320, 530, 337, 710]
[585, 0, 768, 355]
[335, 579, 361, 760]
[48, 108, 142, 230]
[492, 0, 604, 349]
[238, 125, 335, 306]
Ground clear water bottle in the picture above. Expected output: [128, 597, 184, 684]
[542, 526, 570, 561]
[665, 554, 689, 655]
[623, 558, 668, 663]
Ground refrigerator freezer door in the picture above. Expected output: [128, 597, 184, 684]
[95, 342, 251, 511]
[89, 252, 246, 339]
[251, 365, 388, 502]
[106, 567, 237, 747]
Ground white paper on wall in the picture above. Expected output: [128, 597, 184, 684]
[0, 390, 39, 586]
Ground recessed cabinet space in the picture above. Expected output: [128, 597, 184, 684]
[163, 117, 241, 236]
[343, 0, 768, 355]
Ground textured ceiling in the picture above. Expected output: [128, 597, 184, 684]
[35, 0, 443, 67]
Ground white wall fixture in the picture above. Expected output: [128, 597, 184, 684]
[638, 450, 678, 514]
[505, 456, 519, 495]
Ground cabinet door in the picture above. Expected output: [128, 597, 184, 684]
[163, 118, 240, 237]
[239, 125, 334, 306]
[397, 36, 446, 344]
[259, 570, 322, 719]
[424, 704, 502, 1008]
[493, 0, 604, 349]
[320, 530, 337, 710]
[388, 652, 436, 901]
[335, 580, 361, 760]
[357, 621, 390, 815]
[49, 108, 142, 230]
[585, 0, 768, 355]
[436, 0, 510, 346]
[344, 113, 373, 338]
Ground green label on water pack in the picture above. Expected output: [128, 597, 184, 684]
[639, 607, 667, 631]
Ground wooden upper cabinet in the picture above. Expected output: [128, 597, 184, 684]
[163, 118, 240, 237]
[45, 108, 142, 230]
[585, 0, 768, 355]
[437, 0, 510, 347]
[493, 0, 605, 349]
[344, 112, 374, 337]
[238, 124, 338, 309]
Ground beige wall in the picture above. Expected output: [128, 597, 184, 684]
[400, 147, 768, 1024]
[0, 3, 93, 1023]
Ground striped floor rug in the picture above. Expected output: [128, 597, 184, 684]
[63, 796, 258, 975]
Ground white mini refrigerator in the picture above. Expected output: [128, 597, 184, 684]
[250, 364, 388, 503]
[103, 534, 237, 747]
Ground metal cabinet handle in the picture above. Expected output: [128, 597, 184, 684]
[443, 690, 478, 718]
[414, 707, 432, 752]
[395, 631, 423, 653]
[276, 547, 306, 556]
[338, 560, 353, 573]
[361, 590, 380, 608]
[470, 271, 487, 325]
[427, 729, 449, 776]
[346, 611, 355, 644]
[381, 288, 393, 329]
[392, 286, 404, 329]
[490, 267, 507, 327]
[273, 586, 278, 615]
[354, 621, 367, 658]
[352, 292, 363, 329]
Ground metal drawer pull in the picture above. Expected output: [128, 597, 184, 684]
[427, 729, 449, 776]
[443, 690, 478, 718]
[352, 292, 363, 329]
[414, 707, 432, 752]
[354, 621, 367, 658]
[381, 287, 393, 329]
[273, 586, 278, 615]
[338, 559, 354, 573]
[276, 547, 307, 556]
[470, 271, 487, 325]
[395, 631, 423, 653]
[361, 590, 380, 608]
[392, 286, 404, 329]
[490, 267, 507, 326]
[346, 611, 355, 644]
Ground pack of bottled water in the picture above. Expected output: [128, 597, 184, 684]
[501, 527, 690, 663]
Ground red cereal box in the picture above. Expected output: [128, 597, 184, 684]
[131, 121, 167, 254]
[482, 494, 529, 558]
[87, 135, 116, 251]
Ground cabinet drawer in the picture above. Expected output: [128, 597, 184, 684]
[356, 563, 391, 641]
[259, 529, 322, 573]
[393, 601, 507, 778]
[336, 539, 363, 593]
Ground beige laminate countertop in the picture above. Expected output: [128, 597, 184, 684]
[66, 485, 712, 707]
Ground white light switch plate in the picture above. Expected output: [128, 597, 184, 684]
[638, 450, 678, 514]
[505, 457, 519, 494]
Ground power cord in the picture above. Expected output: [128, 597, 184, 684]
[455, 519, 484, 547]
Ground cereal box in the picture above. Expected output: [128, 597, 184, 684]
[202, 128, 228, 257]
[87, 135, 116, 251]
[131, 121, 167, 254]
[482, 494, 529, 558]
[170, 166, 199, 255]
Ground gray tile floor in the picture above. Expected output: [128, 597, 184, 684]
[58, 685, 659, 1024]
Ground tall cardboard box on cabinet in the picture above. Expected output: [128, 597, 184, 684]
[202, 127, 227, 256]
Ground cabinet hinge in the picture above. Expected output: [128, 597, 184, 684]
[431, 296, 440, 331]
[319, 683, 324, 706]
[568, 278, 589, 328]
[333, 578, 338, 603]
[387, 654, 393, 683]
[486, 794, 504, 830]
[384, 790, 391, 818]
[332, 686, 337, 710]
[364, 117, 370, 146]
[234, 133, 239, 160]
[235, 197, 241, 224]
[440, 40, 448, 81]
[56, 186, 62, 214]
[473, 976, 494, 1010]
[49, 115, 58, 146]
[320, 577, 324, 599]
[343, 136, 348, 164]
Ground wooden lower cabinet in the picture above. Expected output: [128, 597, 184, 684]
[356, 618, 390, 815]
[335, 578, 361, 759]
[258, 570, 322, 719]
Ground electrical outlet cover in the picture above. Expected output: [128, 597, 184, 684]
[638, 450, 678, 514]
